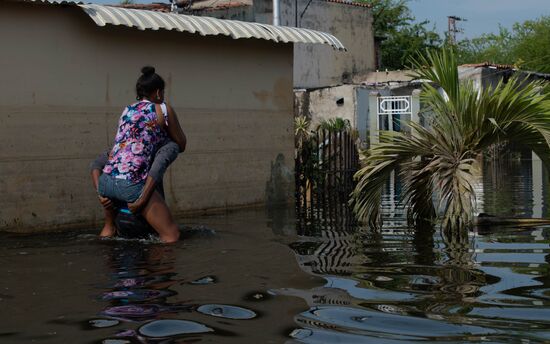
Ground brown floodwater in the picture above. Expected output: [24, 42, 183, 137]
[0, 209, 322, 344]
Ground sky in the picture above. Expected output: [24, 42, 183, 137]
[89, 0, 549, 39]
[408, 0, 549, 39]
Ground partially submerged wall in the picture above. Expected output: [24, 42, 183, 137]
[0, 2, 294, 232]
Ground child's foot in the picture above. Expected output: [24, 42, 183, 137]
[99, 225, 116, 238]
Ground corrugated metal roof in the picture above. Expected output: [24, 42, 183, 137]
[459, 63, 550, 80]
[10, 0, 346, 50]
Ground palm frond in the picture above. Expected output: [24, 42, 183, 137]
[316, 118, 352, 132]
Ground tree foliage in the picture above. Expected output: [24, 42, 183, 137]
[355, 0, 441, 70]
[456, 16, 550, 73]
[351, 49, 550, 231]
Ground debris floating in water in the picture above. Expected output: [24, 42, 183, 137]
[244, 291, 272, 302]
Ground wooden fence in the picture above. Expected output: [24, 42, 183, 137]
[295, 129, 360, 235]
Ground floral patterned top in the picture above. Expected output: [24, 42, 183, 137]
[103, 100, 168, 182]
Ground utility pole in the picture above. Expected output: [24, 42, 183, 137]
[273, 0, 280, 26]
[447, 15, 466, 45]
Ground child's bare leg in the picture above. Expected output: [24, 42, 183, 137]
[100, 207, 117, 237]
[98, 195, 116, 237]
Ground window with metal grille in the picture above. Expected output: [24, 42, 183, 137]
[377, 96, 412, 132]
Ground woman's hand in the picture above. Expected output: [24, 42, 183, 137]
[128, 176, 157, 214]
[128, 199, 145, 214]
[98, 195, 114, 210]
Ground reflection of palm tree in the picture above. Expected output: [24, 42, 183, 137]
[424, 229, 486, 315]
[442, 226, 471, 266]
[413, 220, 483, 306]
[351, 49, 550, 230]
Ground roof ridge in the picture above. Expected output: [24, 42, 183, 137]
[322, 0, 372, 8]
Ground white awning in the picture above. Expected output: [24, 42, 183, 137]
[13, 0, 346, 50]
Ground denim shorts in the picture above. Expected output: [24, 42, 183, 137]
[98, 174, 145, 203]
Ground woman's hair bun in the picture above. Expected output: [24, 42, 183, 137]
[141, 66, 155, 76]
[136, 65, 165, 100]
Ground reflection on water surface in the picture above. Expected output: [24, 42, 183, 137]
[0, 156, 549, 343]
[286, 156, 550, 343]
[0, 218, 317, 343]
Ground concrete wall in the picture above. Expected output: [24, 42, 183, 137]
[0, 2, 294, 232]
[196, 0, 376, 89]
[252, 0, 273, 24]
[295, 85, 357, 128]
[278, 0, 376, 88]
[191, 6, 255, 21]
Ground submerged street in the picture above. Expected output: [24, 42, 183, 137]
[2, 157, 550, 343]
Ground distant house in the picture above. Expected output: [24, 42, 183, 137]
[0, 0, 343, 232]
[358, 64, 550, 146]
[459, 62, 550, 91]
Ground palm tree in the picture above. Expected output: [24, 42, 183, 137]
[316, 117, 352, 132]
[351, 49, 550, 230]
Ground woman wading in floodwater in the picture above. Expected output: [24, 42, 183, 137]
[92, 66, 186, 243]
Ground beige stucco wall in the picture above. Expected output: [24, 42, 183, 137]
[0, 2, 294, 232]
